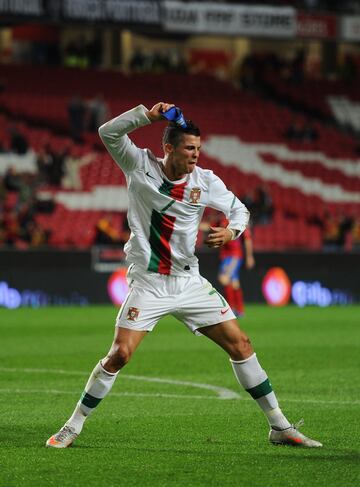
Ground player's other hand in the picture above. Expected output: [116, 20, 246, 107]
[245, 255, 255, 269]
[204, 226, 232, 248]
[146, 102, 175, 122]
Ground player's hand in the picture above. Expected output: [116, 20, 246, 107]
[245, 255, 255, 269]
[146, 102, 175, 122]
[204, 226, 232, 248]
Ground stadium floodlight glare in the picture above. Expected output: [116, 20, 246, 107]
[162, 106, 187, 128]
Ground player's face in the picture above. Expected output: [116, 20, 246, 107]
[170, 134, 201, 177]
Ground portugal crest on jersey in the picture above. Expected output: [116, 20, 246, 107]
[127, 307, 140, 321]
[189, 187, 201, 204]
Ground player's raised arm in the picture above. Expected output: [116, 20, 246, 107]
[98, 104, 151, 173]
[98, 102, 175, 173]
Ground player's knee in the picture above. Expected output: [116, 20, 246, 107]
[230, 335, 253, 360]
[109, 343, 132, 369]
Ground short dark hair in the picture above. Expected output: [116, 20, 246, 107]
[162, 121, 201, 147]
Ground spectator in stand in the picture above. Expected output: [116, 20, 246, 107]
[338, 54, 357, 83]
[129, 49, 147, 72]
[217, 220, 255, 317]
[18, 173, 35, 207]
[87, 94, 110, 132]
[285, 118, 305, 141]
[49, 147, 67, 186]
[63, 37, 89, 68]
[62, 149, 96, 190]
[168, 48, 187, 73]
[0, 76, 5, 95]
[238, 53, 259, 90]
[0, 214, 6, 246]
[321, 210, 353, 252]
[36, 145, 54, 185]
[3, 210, 20, 245]
[68, 96, 86, 142]
[285, 118, 318, 144]
[4, 166, 22, 192]
[86, 36, 102, 67]
[289, 49, 305, 84]
[322, 211, 342, 251]
[94, 215, 122, 246]
[354, 136, 360, 156]
[9, 126, 28, 155]
[0, 175, 6, 203]
[37, 144, 66, 186]
[151, 50, 171, 73]
[17, 200, 36, 233]
[302, 120, 319, 143]
[22, 220, 49, 247]
[251, 186, 274, 225]
[351, 217, 360, 250]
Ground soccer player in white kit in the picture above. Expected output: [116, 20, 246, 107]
[46, 102, 322, 448]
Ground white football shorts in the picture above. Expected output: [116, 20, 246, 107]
[115, 264, 235, 334]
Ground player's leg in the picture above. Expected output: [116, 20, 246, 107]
[46, 327, 146, 448]
[179, 276, 276, 418]
[232, 278, 244, 317]
[218, 257, 236, 311]
[102, 326, 147, 372]
[46, 272, 169, 448]
[69, 327, 146, 425]
[199, 319, 289, 427]
[230, 258, 243, 317]
[200, 320, 322, 447]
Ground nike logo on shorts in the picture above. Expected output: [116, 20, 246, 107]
[221, 308, 230, 315]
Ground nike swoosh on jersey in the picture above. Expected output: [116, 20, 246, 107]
[145, 171, 156, 180]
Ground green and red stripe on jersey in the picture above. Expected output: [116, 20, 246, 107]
[148, 210, 176, 275]
[159, 179, 187, 201]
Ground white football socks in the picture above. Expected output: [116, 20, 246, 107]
[230, 353, 291, 430]
[66, 361, 119, 434]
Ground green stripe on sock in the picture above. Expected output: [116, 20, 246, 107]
[80, 392, 102, 408]
[246, 378, 273, 399]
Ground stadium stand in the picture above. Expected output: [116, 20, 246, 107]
[265, 72, 360, 129]
[0, 65, 359, 251]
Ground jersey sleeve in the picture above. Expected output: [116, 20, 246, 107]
[98, 104, 151, 174]
[207, 173, 249, 236]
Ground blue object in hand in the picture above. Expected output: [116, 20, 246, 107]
[162, 106, 187, 128]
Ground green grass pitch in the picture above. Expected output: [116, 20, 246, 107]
[0, 305, 359, 486]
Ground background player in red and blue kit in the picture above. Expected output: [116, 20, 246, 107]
[218, 221, 255, 317]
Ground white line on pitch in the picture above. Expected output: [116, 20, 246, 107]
[0, 387, 358, 407]
[0, 388, 234, 401]
[0, 367, 359, 407]
[0, 366, 239, 399]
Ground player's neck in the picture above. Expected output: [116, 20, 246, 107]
[162, 159, 186, 181]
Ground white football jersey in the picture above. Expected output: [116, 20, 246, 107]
[99, 105, 249, 276]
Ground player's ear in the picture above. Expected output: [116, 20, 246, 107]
[163, 142, 174, 155]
